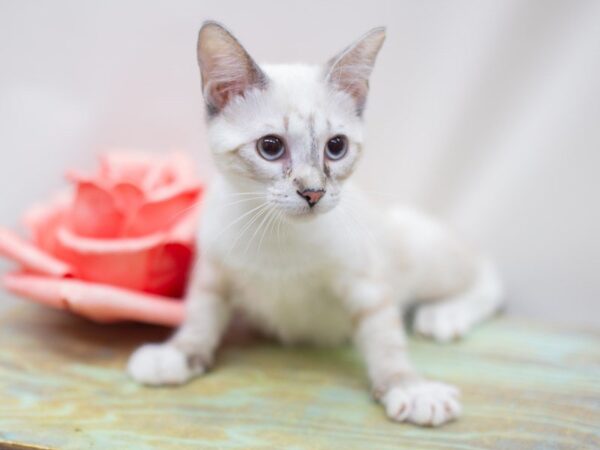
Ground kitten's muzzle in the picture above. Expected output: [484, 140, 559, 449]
[297, 188, 325, 208]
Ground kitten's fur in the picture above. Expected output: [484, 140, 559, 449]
[128, 22, 503, 426]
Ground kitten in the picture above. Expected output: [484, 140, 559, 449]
[127, 21, 503, 427]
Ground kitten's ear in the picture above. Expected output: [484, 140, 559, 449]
[197, 21, 268, 115]
[325, 27, 386, 114]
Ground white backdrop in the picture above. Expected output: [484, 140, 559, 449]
[1, 0, 599, 328]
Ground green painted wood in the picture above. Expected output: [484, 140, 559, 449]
[0, 303, 598, 449]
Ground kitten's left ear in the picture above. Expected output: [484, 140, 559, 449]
[325, 27, 386, 114]
[197, 21, 268, 115]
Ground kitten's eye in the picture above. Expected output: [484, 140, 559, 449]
[325, 135, 348, 160]
[257, 135, 286, 161]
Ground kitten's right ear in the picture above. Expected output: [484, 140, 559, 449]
[325, 27, 386, 115]
[197, 21, 267, 115]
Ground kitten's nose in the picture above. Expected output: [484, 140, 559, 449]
[297, 189, 325, 208]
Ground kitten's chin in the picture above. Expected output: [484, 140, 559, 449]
[286, 210, 320, 222]
[279, 203, 337, 222]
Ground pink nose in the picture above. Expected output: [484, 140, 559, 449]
[297, 189, 325, 207]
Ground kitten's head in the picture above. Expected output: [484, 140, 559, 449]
[197, 21, 385, 218]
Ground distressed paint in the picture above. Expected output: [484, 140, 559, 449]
[0, 304, 598, 449]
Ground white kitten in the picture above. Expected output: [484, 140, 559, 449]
[128, 21, 503, 427]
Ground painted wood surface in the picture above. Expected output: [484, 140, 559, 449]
[0, 303, 598, 449]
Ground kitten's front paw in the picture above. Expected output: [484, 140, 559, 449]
[414, 303, 473, 342]
[127, 343, 205, 386]
[381, 380, 461, 426]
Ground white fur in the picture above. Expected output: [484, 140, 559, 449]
[128, 343, 202, 386]
[128, 23, 503, 427]
[382, 380, 461, 426]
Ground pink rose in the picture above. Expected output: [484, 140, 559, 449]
[0, 151, 203, 326]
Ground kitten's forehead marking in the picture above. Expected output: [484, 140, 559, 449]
[286, 111, 322, 166]
[283, 115, 290, 132]
[309, 114, 320, 166]
[262, 122, 280, 132]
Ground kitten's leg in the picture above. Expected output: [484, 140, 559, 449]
[385, 208, 504, 342]
[127, 262, 230, 386]
[414, 260, 503, 342]
[346, 280, 461, 426]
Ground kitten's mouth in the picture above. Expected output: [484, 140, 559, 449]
[285, 208, 319, 220]
[280, 202, 336, 221]
[298, 208, 321, 219]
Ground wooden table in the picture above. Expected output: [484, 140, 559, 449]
[0, 302, 598, 449]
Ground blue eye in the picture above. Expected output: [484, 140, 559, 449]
[325, 135, 348, 160]
[257, 135, 286, 161]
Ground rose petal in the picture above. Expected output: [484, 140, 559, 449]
[168, 209, 199, 243]
[0, 228, 72, 276]
[69, 181, 124, 238]
[57, 227, 165, 253]
[111, 182, 145, 213]
[167, 152, 198, 185]
[55, 227, 194, 296]
[23, 192, 71, 256]
[3, 151, 202, 312]
[146, 182, 203, 203]
[65, 170, 107, 190]
[145, 243, 194, 297]
[56, 227, 162, 292]
[3, 273, 184, 326]
[100, 151, 160, 185]
[142, 158, 171, 192]
[123, 189, 200, 237]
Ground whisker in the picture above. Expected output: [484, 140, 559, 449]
[221, 191, 266, 197]
[257, 207, 280, 261]
[242, 205, 275, 258]
[336, 207, 361, 250]
[352, 209, 378, 248]
[275, 210, 284, 261]
[213, 201, 270, 243]
[149, 193, 264, 233]
[335, 206, 358, 244]
[227, 204, 270, 260]
[218, 196, 266, 209]
[339, 203, 378, 251]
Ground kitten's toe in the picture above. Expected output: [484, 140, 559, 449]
[382, 380, 461, 426]
[127, 343, 204, 386]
